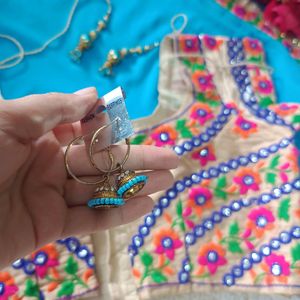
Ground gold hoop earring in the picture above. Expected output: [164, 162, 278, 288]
[89, 128, 148, 199]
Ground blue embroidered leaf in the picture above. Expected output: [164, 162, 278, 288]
[292, 115, 300, 124]
[278, 198, 290, 221]
[176, 200, 183, 217]
[57, 281, 75, 297]
[291, 243, 300, 263]
[151, 270, 168, 283]
[214, 188, 227, 200]
[266, 172, 276, 184]
[131, 134, 147, 145]
[229, 221, 240, 236]
[25, 279, 40, 297]
[141, 252, 153, 267]
[65, 256, 78, 275]
[216, 176, 227, 189]
[269, 155, 280, 169]
[228, 241, 243, 254]
[259, 97, 273, 108]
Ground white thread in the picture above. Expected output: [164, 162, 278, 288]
[0, 0, 79, 70]
[171, 14, 188, 34]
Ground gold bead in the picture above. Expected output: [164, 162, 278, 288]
[144, 45, 150, 51]
[89, 30, 97, 40]
[292, 38, 298, 45]
[97, 21, 105, 30]
[136, 47, 142, 54]
[280, 32, 286, 39]
[120, 48, 128, 56]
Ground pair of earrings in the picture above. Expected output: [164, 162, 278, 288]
[69, 0, 159, 75]
[64, 125, 148, 209]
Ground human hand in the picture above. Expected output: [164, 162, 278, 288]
[0, 87, 179, 269]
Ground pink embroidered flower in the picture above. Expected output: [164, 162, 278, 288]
[261, 254, 291, 285]
[150, 124, 178, 147]
[190, 103, 214, 125]
[203, 35, 223, 51]
[197, 242, 227, 275]
[0, 272, 18, 300]
[254, 75, 274, 95]
[32, 244, 59, 279]
[191, 145, 216, 167]
[243, 38, 263, 56]
[182, 207, 195, 229]
[178, 35, 200, 53]
[272, 103, 298, 117]
[233, 116, 258, 139]
[233, 5, 257, 21]
[192, 70, 214, 92]
[233, 168, 262, 195]
[188, 187, 213, 217]
[153, 228, 183, 260]
[246, 207, 275, 238]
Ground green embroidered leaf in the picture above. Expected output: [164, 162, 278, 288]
[216, 176, 227, 189]
[176, 119, 187, 131]
[25, 279, 40, 297]
[259, 97, 273, 108]
[65, 256, 78, 275]
[291, 243, 300, 263]
[181, 58, 192, 68]
[227, 0, 236, 10]
[292, 115, 300, 124]
[57, 281, 75, 297]
[269, 155, 280, 169]
[131, 134, 147, 145]
[229, 221, 240, 236]
[278, 198, 291, 221]
[266, 172, 276, 184]
[180, 128, 193, 138]
[192, 64, 206, 72]
[248, 56, 263, 63]
[176, 200, 183, 217]
[196, 93, 206, 102]
[179, 220, 186, 232]
[175, 119, 193, 138]
[214, 188, 227, 200]
[151, 270, 168, 283]
[141, 252, 153, 267]
[228, 241, 243, 254]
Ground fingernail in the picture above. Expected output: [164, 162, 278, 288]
[74, 87, 97, 96]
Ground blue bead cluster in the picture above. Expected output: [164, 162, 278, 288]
[56, 237, 95, 268]
[173, 106, 235, 156]
[222, 225, 300, 287]
[128, 137, 292, 265]
[88, 197, 124, 208]
[117, 175, 148, 196]
[227, 38, 293, 131]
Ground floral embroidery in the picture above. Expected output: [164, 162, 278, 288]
[233, 116, 258, 139]
[233, 168, 262, 194]
[243, 38, 263, 57]
[191, 145, 216, 166]
[246, 207, 275, 239]
[150, 125, 178, 147]
[0, 272, 18, 300]
[196, 243, 227, 275]
[192, 70, 214, 93]
[31, 244, 59, 279]
[271, 103, 298, 117]
[203, 36, 223, 51]
[188, 187, 213, 217]
[190, 103, 214, 125]
[178, 35, 201, 53]
[153, 228, 183, 260]
[254, 75, 274, 95]
[232, 4, 258, 21]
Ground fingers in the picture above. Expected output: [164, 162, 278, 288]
[64, 170, 174, 206]
[0, 87, 98, 141]
[62, 196, 154, 237]
[66, 144, 180, 176]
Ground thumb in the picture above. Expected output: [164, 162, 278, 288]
[0, 87, 98, 141]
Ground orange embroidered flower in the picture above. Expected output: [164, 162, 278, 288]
[0, 272, 18, 299]
[243, 38, 263, 56]
[189, 103, 214, 125]
[192, 70, 214, 93]
[233, 168, 262, 195]
[254, 75, 274, 95]
[246, 207, 275, 239]
[150, 125, 178, 147]
[187, 187, 213, 217]
[197, 242, 227, 275]
[203, 35, 223, 51]
[271, 103, 298, 117]
[31, 244, 59, 278]
[286, 147, 300, 173]
[191, 145, 216, 167]
[233, 116, 258, 139]
[178, 35, 200, 53]
[153, 228, 183, 261]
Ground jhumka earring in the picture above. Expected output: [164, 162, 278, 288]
[89, 128, 148, 199]
[70, 0, 112, 62]
[64, 128, 124, 209]
[99, 42, 160, 75]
